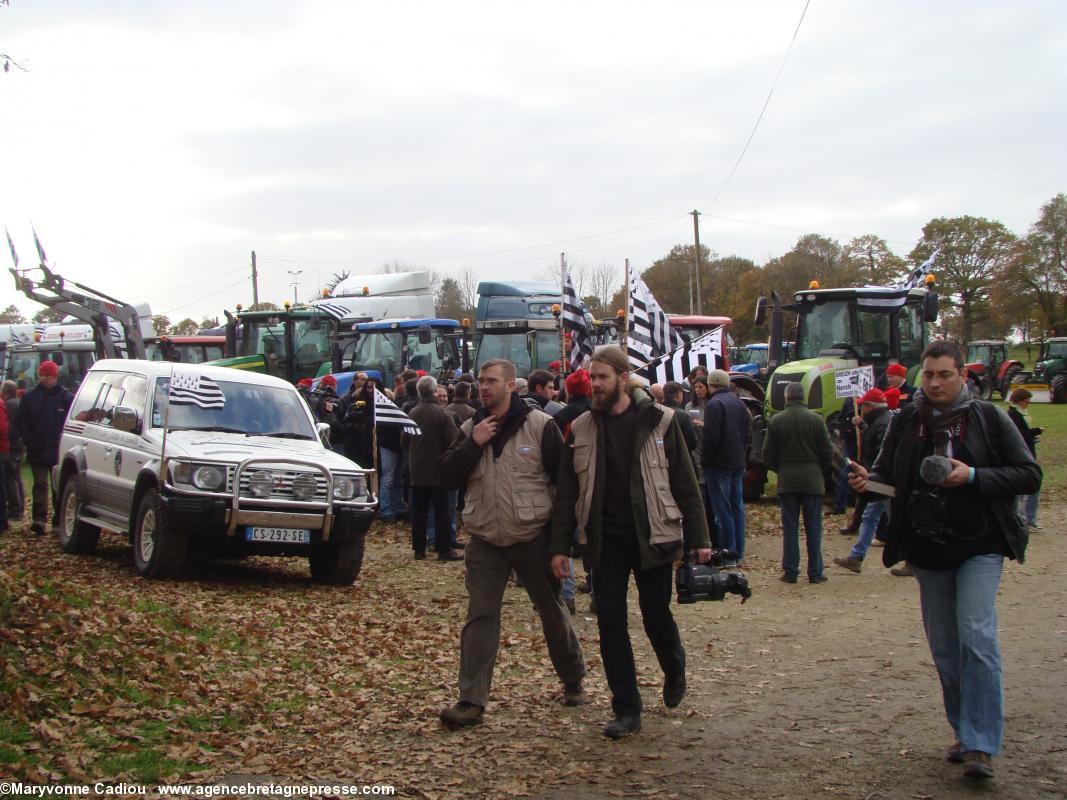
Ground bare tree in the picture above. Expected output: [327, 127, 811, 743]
[589, 262, 621, 316]
[2, 1, 28, 74]
[457, 266, 480, 317]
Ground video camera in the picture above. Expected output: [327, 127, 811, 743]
[676, 549, 752, 604]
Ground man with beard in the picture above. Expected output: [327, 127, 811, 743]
[436, 359, 586, 729]
[550, 347, 711, 739]
[848, 340, 1040, 780]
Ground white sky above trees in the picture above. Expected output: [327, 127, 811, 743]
[2, 1, 1065, 323]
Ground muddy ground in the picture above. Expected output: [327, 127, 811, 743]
[1, 498, 1064, 800]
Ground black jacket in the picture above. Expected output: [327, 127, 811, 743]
[665, 399, 698, 452]
[18, 383, 74, 467]
[701, 388, 751, 471]
[857, 406, 891, 470]
[868, 395, 1042, 567]
[553, 396, 592, 436]
[1006, 405, 1038, 456]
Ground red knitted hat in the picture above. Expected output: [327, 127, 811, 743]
[319, 374, 337, 388]
[858, 388, 886, 405]
[885, 363, 907, 378]
[38, 360, 59, 378]
[883, 387, 901, 410]
[564, 369, 591, 398]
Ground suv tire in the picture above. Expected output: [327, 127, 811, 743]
[133, 487, 187, 579]
[56, 476, 101, 554]
[309, 528, 366, 585]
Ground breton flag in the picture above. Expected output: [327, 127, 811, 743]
[169, 371, 227, 409]
[32, 225, 46, 265]
[640, 326, 726, 385]
[899, 249, 938, 291]
[373, 387, 421, 436]
[561, 270, 593, 370]
[5, 227, 17, 268]
[626, 272, 683, 379]
[313, 302, 349, 320]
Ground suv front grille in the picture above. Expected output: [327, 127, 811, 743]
[238, 470, 329, 501]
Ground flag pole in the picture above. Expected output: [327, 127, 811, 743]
[558, 252, 568, 377]
[160, 362, 175, 483]
[621, 259, 629, 351]
[370, 383, 380, 500]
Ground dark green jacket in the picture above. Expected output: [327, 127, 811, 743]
[549, 387, 711, 570]
[762, 401, 834, 495]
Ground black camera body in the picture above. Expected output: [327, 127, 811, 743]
[676, 550, 752, 604]
[907, 486, 951, 546]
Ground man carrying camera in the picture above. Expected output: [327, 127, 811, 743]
[549, 347, 711, 740]
[848, 340, 1041, 781]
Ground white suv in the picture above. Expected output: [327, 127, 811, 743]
[53, 360, 376, 583]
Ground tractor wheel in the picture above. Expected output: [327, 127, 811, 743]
[1052, 373, 1067, 404]
[1000, 365, 1022, 400]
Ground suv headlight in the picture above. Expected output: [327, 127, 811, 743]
[193, 465, 226, 491]
[333, 475, 362, 501]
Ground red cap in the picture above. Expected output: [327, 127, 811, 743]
[319, 374, 337, 388]
[38, 360, 59, 378]
[564, 368, 591, 398]
[885, 363, 907, 378]
[883, 387, 901, 410]
[416, 369, 427, 377]
[858, 388, 886, 405]
[548, 360, 561, 370]
[296, 378, 314, 388]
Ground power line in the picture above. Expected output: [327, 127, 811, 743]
[160, 274, 249, 317]
[702, 0, 812, 211]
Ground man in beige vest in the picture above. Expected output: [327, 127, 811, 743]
[550, 347, 712, 739]
[436, 359, 587, 729]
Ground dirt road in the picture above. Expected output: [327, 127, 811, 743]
[1, 500, 1064, 799]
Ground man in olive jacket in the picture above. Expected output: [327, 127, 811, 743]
[550, 347, 711, 740]
[762, 382, 834, 584]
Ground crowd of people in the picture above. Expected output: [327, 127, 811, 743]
[2, 342, 1049, 780]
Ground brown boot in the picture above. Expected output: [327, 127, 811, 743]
[833, 555, 862, 573]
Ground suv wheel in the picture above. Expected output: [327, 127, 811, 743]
[56, 477, 101, 554]
[133, 487, 187, 579]
[309, 529, 366, 585]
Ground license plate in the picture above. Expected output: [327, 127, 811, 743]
[246, 526, 311, 544]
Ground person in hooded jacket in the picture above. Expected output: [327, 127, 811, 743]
[17, 361, 74, 535]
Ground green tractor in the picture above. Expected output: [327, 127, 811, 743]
[755, 281, 939, 422]
[1030, 337, 1067, 403]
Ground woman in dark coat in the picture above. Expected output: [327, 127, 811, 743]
[1006, 388, 1043, 528]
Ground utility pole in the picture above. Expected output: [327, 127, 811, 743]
[251, 250, 260, 307]
[691, 210, 703, 315]
[287, 270, 303, 304]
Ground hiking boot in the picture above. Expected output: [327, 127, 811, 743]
[779, 572, 797, 584]
[833, 555, 862, 574]
[439, 701, 484, 729]
[563, 683, 589, 706]
[870, 538, 885, 547]
[809, 574, 828, 584]
[891, 564, 914, 577]
[945, 740, 964, 764]
[663, 673, 687, 708]
[602, 714, 641, 739]
[962, 750, 994, 780]
[437, 549, 464, 562]
[413, 551, 426, 561]
[564, 598, 576, 616]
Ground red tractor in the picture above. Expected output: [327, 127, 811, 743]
[964, 340, 1024, 400]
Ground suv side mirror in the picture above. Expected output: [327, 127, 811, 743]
[111, 406, 140, 434]
[316, 422, 331, 446]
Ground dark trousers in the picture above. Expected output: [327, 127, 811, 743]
[593, 533, 685, 717]
[4, 453, 24, 519]
[30, 462, 54, 525]
[458, 532, 585, 707]
[411, 485, 452, 554]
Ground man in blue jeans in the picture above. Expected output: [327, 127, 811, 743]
[701, 370, 750, 564]
[833, 388, 892, 574]
[849, 340, 1041, 781]
[762, 381, 833, 584]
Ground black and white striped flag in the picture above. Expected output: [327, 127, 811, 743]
[32, 225, 46, 265]
[561, 270, 593, 370]
[5, 227, 18, 268]
[169, 371, 226, 409]
[627, 272, 683, 378]
[374, 388, 421, 435]
[641, 327, 726, 384]
[314, 302, 349, 320]
[899, 250, 938, 291]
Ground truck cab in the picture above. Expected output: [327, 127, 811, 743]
[474, 281, 564, 378]
[343, 318, 466, 388]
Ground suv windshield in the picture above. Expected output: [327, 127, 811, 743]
[151, 377, 315, 439]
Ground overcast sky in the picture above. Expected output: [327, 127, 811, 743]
[2, 1, 1065, 324]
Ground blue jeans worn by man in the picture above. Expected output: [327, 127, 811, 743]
[911, 555, 1005, 757]
[849, 498, 890, 561]
[704, 467, 745, 559]
[377, 446, 405, 521]
[778, 492, 825, 581]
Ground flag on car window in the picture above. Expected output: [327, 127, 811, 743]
[169, 371, 226, 409]
[373, 388, 420, 435]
